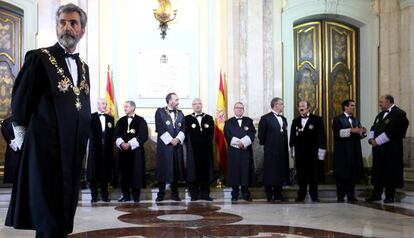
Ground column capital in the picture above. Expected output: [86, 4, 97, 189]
[400, 0, 414, 9]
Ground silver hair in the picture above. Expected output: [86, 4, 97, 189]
[97, 98, 107, 105]
[125, 100, 136, 108]
[56, 3, 88, 28]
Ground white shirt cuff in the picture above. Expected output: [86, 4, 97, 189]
[318, 149, 326, 161]
[12, 124, 25, 150]
[230, 137, 240, 148]
[176, 131, 185, 144]
[375, 132, 390, 146]
[160, 132, 173, 145]
[116, 138, 124, 149]
[240, 135, 252, 147]
[128, 138, 140, 150]
[290, 146, 295, 158]
[9, 139, 19, 151]
[368, 131, 375, 140]
[339, 128, 351, 138]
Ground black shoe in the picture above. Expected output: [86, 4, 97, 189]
[383, 198, 394, 203]
[102, 198, 110, 202]
[243, 197, 252, 202]
[365, 197, 381, 202]
[91, 198, 98, 203]
[347, 197, 358, 202]
[312, 198, 320, 202]
[231, 197, 238, 201]
[156, 196, 164, 202]
[133, 199, 140, 203]
[191, 197, 198, 201]
[267, 197, 275, 202]
[337, 198, 345, 203]
[171, 196, 181, 201]
[118, 196, 131, 202]
[200, 196, 214, 201]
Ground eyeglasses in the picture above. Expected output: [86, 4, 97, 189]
[234, 107, 244, 109]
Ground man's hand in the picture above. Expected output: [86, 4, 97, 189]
[350, 127, 361, 133]
[171, 138, 180, 146]
[369, 138, 378, 147]
[121, 142, 130, 150]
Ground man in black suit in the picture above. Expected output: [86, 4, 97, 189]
[6, 4, 91, 237]
[87, 98, 115, 202]
[1, 116, 20, 184]
[332, 99, 366, 202]
[224, 102, 256, 201]
[366, 95, 409, 203]
[115, 101, 148, 202]
[185, 98, 214, 201]
[258, 97, 290, 202]
[155, 92, 186, 202]
[289, 101, 326, 202]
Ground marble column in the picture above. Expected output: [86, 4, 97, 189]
[400, 0, 414, 167]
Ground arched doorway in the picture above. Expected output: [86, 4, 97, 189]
[293, 20, 358, 175]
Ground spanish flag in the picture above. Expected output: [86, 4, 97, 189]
[105, 65, 117, 120]
[214, 71, 228, 174]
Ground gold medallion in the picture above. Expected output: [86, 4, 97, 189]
[130, 129, 136, 134]
[309, 125, 314, 130]
[107, 122, 112, 128]
[204, 123, 209, 128]
[178, 122, 182, 127]
[385, 119, 390, 124]
[73, 86, 81, 96]
[244, 126, 249, 131]
[75, 99, 82, 111]
[166, 121, 171, 125]
[191, 123, 196, 128]
[57, 78, 71, 93]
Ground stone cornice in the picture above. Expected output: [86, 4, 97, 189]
[400, 0, 414, 9]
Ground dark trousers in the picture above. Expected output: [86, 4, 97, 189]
[90, 180, 109, 200]
[231, 186, 250, 199]
[371, 184, 396, 200]
[336, 178, 356, 199]
[297, 181, 318, 200]
[119, 152, 141, 199]
[35, 231, 65, 238]
[265, 185, 283, 199]
[189, 181, 210, 199]
[158, 182, 179, 198]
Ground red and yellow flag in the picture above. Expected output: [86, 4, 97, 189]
[105, 65, 117, 120]
[214, 71, 228, 174]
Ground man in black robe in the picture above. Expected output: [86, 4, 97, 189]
[115, 101, 148, 202]
[185, 98, 214, 201]
[224, 102, 256, 201]
[5, 4, 91, 237]
[366, 95, 409, 203]
[87, 98, 115, 202]
[332, 99, 366, 202]
[1, 116, 20, 184]
[258, 97, 290, 202]
[155, 92, 186, 202]
[289, 100, 326, 202]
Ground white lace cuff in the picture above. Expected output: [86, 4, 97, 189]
[339, 128, 351, 138]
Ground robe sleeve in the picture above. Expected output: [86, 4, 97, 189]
[258, 116, 266, 145]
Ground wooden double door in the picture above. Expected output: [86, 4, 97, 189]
[293, 20, 358, 172]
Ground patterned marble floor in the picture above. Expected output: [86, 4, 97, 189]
[1, 196, 414, 238]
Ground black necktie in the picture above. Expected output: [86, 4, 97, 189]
[196, 114, 203, 117]
[274, 113, 281, 117]
[169, 109, 176, 113]
[128, 116, 134, 119]
[64, 52, 80, 59]
[99, 113, 105, 117]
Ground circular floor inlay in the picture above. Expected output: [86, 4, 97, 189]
[148, 205, 187, 211]
[157, 214, 204, 221]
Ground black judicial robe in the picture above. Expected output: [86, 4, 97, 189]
[332, 114, 364, 180]
[155, 108, 186, 182]
[6, 43, 91, 235]
[289, 114, 326, 184]
[258, 113, 289, 186]
[1, 117, 20, 184]
[115, 115, 148, 188]
[224, 117, 256, 186]
[185, 113, 214, 183]
[370, 106, 409, 188]
[87, 113, 115, 184]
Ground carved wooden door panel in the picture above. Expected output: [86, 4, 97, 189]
[294, 20, 358, 173]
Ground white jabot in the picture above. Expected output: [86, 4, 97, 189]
[272, 110, 284, 129]
[99, 113, 106, 132]
[236, 117, 243, 127]
[301, 114, 309, 128]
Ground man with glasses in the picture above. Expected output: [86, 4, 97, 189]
[224, 102, 256, 201]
